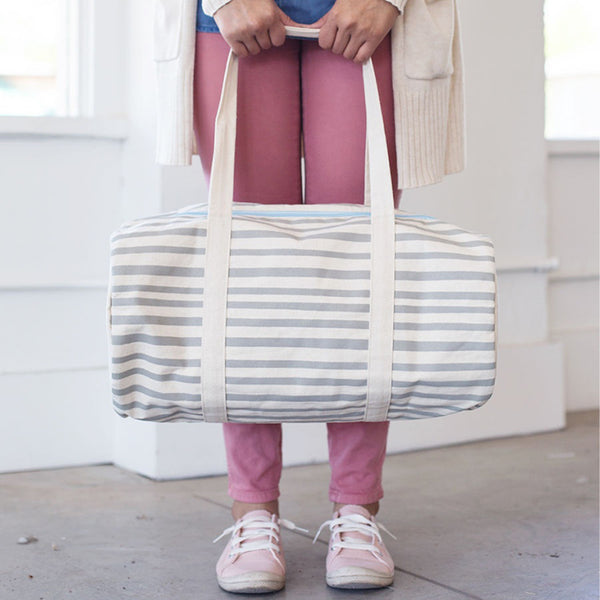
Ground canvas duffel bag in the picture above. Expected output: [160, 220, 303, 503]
[106, 27, 497, 424]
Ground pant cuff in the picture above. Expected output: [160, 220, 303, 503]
[329, 487, 384, 505]
[228, 486, 280, 503]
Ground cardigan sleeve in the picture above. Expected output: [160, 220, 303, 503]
[202, 0, 234, 17]
[383, 0, 409, 15]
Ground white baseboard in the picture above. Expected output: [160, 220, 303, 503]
[0, 369, 114, 474]
[0, 341, 565, 478]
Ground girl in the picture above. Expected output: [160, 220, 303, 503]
[195, 0, 402, 592]
[153, 0, 465, 591]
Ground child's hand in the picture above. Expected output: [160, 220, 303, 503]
[213, 0, 311, 57]
[306, 0, 400, 64]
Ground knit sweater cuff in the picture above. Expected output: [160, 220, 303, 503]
[155, 61, 197, 166]
[202, 0, 233, 18]
[383, 0, 408, 15]
[394, 77, 452, 189]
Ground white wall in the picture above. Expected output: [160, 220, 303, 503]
[547, 141, 599, 411]
[1, 0, 596, 477]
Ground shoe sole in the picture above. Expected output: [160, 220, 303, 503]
[326, 567, 394, 589]
[217, 571, 285, 594]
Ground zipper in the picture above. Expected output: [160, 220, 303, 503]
[177, 210, 436, 219]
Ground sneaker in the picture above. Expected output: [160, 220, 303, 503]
[312, 504, 397, 589]
[212, 509, 308, 594]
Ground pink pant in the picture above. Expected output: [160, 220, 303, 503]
[193, 31, 398, 504]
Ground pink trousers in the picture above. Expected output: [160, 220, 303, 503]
[193, 31, 399, 505]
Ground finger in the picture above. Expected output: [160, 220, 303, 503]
[354, 41, 376, 64]
[318, 21, 337, 50]
[243, 35, 262, 55]
[331, 27, 351, 55]
[343, 35, 366, 62]
[229, 39, 249, 57]
[255, 28, 272, 50]
[269, 21, 287, 46]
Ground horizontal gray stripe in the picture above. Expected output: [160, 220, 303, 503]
[112, 384, 200, 402]
[394, 305, 495, 313]
[394, 322, 495, 331]
[395, 251, 494, 262]
[230, 230, 494, 249]
[232, 230, 370, 242]
[229, 286, 370, 298]
[111, 227, 206, 242]
[229, 247, 370, 259]
[226, 376, 366, 386]
[113, 402, 204, 422]
[225, 337, 367, 350]
[396, 233, 493, 248]
[392, 377, 496, 388]
[226, 392, 366, 403]
[228, 267, 369, 279]
[112, 298, 203, 308]
[112, 367, 199, 383]
[111, 284, 204, 294]
[226, 359, 367, 370]
[226, 317, 368, 329]
[109, 285, 495, 301]
[395, 290, 495, 300]
[226, 405, 364, 414]
[393, 340, 495, 352]
[387, 407, 461, 418]
[228, 267, 495, 281]
[391, 395, 492, 411]
[111, 333, 497, 352]
[112, 265, 204, 277]
[112, 315, 201, 326]
[112, 333, 202, 346]
[391, 390, 493, 402]
[235, 216, 372, 225]
[227, 300, 369, 312]
[225, 413, 362, 423]
[111, 245, 205, 256]
[392, 361, 495, 371]
[394, 270, 495, 281]
[111, 353, 201, 367]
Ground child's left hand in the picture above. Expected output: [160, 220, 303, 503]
[306, 0, 401, 64]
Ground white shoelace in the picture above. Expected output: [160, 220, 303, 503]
[213, 514, 309, 570]
[311, 513, 398, 566]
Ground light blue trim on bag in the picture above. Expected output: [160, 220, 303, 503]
[178, 210, 437, 218]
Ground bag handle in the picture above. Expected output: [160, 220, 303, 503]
[206, 25, 395, 219]
[201, 26, 395, 423]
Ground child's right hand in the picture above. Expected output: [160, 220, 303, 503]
[213, 0, 310, 57]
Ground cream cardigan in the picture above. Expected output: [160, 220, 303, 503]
[153, 0, 466, 189]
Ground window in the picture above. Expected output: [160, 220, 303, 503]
[544, 0, 600, 139]
[0, 0, 77, 117]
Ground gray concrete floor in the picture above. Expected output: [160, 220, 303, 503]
[1, 411, 598, 600]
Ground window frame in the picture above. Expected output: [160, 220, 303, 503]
[0, 0, 128, 139]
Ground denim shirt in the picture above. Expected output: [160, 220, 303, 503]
[197, 0, 336, 32]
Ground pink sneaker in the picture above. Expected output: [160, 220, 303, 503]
[212, 509, 308, 594]
[312, 504, 397, 589]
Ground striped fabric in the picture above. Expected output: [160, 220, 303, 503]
[107, 201, 497, 423]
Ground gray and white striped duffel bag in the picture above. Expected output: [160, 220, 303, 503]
[106, 27, 497, 424]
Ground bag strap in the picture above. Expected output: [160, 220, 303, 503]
[201, 28, 395, 422]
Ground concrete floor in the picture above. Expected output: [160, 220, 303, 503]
[1, 411, 598, 600]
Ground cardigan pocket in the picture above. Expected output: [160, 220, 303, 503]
[403, 0, 455, 79]
[153, 0, 185, 61]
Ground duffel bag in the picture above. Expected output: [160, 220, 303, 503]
[106, 27, 497, 424]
